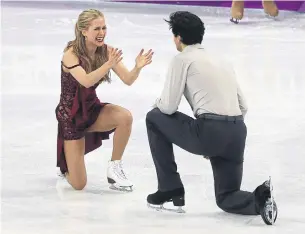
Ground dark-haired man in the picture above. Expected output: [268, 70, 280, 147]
[145, 11, 277, 225]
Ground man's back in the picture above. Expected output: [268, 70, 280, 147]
[179, 44, 247, 117]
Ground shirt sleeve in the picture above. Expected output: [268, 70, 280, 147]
[230, 65, 248, 117]
[155, 56, 189, 115]
[237, 83, 248, 117]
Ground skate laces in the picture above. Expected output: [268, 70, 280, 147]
[112, 160, 128, 180]
[118, 160, 128, 179]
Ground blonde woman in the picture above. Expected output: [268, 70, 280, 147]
[55, 9, 153, 191]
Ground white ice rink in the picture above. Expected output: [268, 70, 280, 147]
[1, 1, 305, 233]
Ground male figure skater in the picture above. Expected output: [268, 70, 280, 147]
[145, 11, 277, 225]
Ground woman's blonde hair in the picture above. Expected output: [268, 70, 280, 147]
[64, 9, 111, 83]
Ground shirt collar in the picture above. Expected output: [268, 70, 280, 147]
[182, 43, 203, 52]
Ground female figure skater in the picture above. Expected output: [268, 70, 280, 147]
[55, 9, 153, 191]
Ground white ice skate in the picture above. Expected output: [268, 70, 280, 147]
[57, 170, 66, 179]
[107, 160, 133, 192]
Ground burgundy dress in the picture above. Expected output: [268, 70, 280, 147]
[55, 60, 115, 174]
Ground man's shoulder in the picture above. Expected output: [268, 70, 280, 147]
[169, 53, 185, 66]
[171, 52, 193, 65]
[173, 52, 186, 60]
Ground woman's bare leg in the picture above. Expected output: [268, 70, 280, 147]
[63, 138, 87, 190]
[87, 104, 133, 161]
[60, 104, 132, 191]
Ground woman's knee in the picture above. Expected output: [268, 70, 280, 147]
[63, 139, 87, 190]
[72, 181, 87, 190]
[116, 107, 133, 126]
[68, 174, 87, 190]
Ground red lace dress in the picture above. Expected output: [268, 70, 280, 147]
[55, 60, 115, 174]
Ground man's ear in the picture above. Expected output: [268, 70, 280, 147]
[177, 35, 183, 43]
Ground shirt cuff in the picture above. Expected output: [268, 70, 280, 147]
[152, 98, 159, 108]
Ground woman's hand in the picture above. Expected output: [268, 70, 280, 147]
[107, 48, 123, 68]
[135, 49, 154, 69]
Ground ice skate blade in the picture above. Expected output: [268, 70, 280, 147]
[265, 14, 279, 20]
[261, 199, 278, 225]
[261, 176, 278, 225]
[107, 177, 133, 192]
[109, 184, 133, 192]
[147, 203, 185, 213]
[230, 18, 240, 24]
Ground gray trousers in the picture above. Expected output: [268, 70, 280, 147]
[146, 108, 259, 215]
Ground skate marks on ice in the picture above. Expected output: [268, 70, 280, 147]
[56, 175, 249, 226]
[144, 205, 304, 229]
[142, 179, 303, 228]
[145, 204, 260, 226]
[55, 173, 264, 226]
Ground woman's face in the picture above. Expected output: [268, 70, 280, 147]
[83, 16, 107, 47]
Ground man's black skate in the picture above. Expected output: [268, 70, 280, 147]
[147, 187, 185, 213]
[255, 177, 278, 225]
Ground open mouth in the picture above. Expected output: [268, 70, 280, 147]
[96, 36, 104, 42]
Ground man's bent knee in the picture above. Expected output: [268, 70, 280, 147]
[146, 107, 163, 122]
[215, 194, 240, 213]
[215, 197, 231, 212]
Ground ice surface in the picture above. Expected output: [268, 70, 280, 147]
[1, 1, 305, 233]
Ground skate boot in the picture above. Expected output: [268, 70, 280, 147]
[255, 177, 278, 225]
[230, 0, 244, 24]
[147, 187, 185, 213]
[262, 0, 279, 17]
[107, 160, 133, 192]
[57, 169, 67, 179]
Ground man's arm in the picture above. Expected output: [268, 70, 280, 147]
[230, 65, 248, 117]
[237, 83, 248, 117]
[155, 56, 189, 115]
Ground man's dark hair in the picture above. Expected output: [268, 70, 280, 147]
[165, 11, 205, 45]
